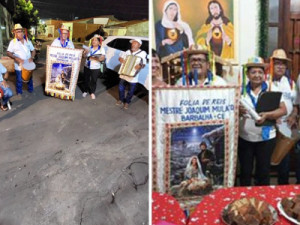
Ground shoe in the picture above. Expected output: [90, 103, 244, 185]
[0, 104, 8, 111]
[124, 103, 129, 110]
[82, 92, 88, 98]
[91, 93, 96, 99]
[116, 100, 123, 106]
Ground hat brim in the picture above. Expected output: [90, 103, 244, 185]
[130, 40, 142, 45]
[245, 63, 268, 68]
[186, 49, 209, 56]
[12, 28, 24, 32]
[271, 56, 291, 62]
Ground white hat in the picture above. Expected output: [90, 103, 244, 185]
[130, 38, 142, 45]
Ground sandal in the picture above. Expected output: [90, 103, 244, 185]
[0, 104, 8, 111]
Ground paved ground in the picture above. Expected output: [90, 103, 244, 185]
[0, 41, 149, 225]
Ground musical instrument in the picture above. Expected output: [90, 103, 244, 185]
[271, 120, 300, 165]
[0, 57, 15, 73]
[118, 55, 142, 77]
[21, 60, 36, 82]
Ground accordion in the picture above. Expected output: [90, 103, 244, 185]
[118, 55, 142, 77]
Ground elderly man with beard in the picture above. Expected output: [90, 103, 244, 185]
[196, 0, 234, 59]
[175, 46, 226, 86]
[116, 39, 147, 109]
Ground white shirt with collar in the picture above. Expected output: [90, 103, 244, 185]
[51, 38, 75, 49]
[239, 83, 284, 142]
[84, 46, 106, 70]
[295, 74, 300, 105]
[175, 74, 227, 86]
[7, 38, 34, 70]
[119, 49, 147, 83]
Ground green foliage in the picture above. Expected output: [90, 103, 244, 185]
[258, 0, 269, 59]
[13, 0, 40, 29]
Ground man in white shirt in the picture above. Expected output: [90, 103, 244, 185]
[270, 49, 298, 185]
[7, 24, 36, 95]
[175, 46, 226, 86]
[116, 38, 147, 109]
[51, 25, 74, 49]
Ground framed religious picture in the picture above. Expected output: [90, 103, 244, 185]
[153, 0, 239, 63]
[152, 86, 240, 207]
[45, 46, 83, 100]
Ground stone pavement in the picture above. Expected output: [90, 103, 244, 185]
[0, 41, 149, 225]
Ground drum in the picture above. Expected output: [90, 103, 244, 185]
[21, 60, 36, 82]
[118, 55, 142, 77]
[271, 131, 297, 166]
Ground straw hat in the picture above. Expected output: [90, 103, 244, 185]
[59, 24, 69, 31]
[185, 44, 209, 56]
[245, 56, 267, 69]
[270, 49, 291, 61]
[12, 24, 24, 32]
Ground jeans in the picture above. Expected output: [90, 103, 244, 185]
[118, 78, 137, 104]
[0, 84, 13, 105]
[238, 137, 276, 186]
[277, 153, 290, 185]
[16, 70, 33, 94]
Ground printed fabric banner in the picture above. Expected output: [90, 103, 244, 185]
[45, 46, 83, 100]
[152, 86, 240, 208]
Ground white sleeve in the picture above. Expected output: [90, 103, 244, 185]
[0, 63, 7, 74]
[69, 41, 75, 49]
[29, 41, 34, 51]
[7, 40, 14, 53]
[99, 47, 105, 55]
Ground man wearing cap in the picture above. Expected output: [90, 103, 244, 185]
[116, 38, 147, 109]
[0, 63, 13, 111]
[175, 45, 226, 86]
[7, 24, 36, 95]
[270, 49, 299, 185]
[51, 25, 74, 49]
[238, 56, 287, 186]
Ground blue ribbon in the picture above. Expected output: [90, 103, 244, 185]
[58, 37, 69, 48]
[180, 52, 186, 86]
[87, 46, 100, 68]
[246, 81, 272, 140]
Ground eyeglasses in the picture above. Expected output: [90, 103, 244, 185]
[62, 32, 68, 35]
[15, 31, 23, 33]
[274, 61, 287, 67]
[190, 58, 207, 63]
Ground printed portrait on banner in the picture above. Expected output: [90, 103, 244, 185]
[45, 46, 83, 100]
[152, 86, 240, 207]
[153, 0, 237, 62]
[166, 121, 227, 201]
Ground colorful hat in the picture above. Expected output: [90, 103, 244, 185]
[271, 49, 291, 61]
[186, 44, 209, 56]
[12, 24, 24, 32]
[59, 24, 69, 31]
[89, 34, 103, 46]
[244, 56, 267, 69]
[130, 38, 142, 45]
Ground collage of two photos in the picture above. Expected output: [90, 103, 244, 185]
[0, 0, 300, 224]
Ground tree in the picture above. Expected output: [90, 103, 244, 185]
[13, 0, 40, 30]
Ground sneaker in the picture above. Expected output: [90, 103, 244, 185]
[116, 100, 123, 106]
[91, 93, 96, 99]
[124, 103, 129, 110]
[82, 92, 88, 98]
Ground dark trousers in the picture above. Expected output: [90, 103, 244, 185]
[83, 67, 99, 94]
[16, 70, 33, 94]
[118, 78, 137, 104]
[296, 141, 300, 184]
[277, 153, 290, 185]
[238, 137, 276, 186]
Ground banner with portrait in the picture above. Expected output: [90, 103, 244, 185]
[152, 86, 240, 207]
[45, 46, 83, 100]
[153, 0, 238, 63]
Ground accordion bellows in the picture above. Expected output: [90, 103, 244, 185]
[119, 55, 142, 77]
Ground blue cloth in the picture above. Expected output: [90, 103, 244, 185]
[118, 78, 137, 104]
[15, 70, 33, 94]
[0, 84, 13, 105]
[155, 21, 188, 57]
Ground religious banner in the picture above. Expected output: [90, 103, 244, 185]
[45, 46, 83, 100]
[152, 86, 240, 208]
